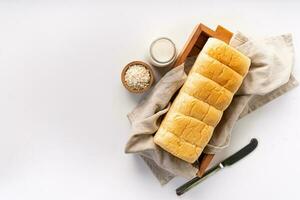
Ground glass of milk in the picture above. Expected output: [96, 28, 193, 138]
[149, 37, 177, 67]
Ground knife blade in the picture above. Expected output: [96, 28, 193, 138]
[176, 138, 258, 196]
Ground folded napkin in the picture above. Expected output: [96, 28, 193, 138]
[125, 32, 298, 185]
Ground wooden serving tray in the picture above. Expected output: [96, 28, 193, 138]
[174, 23, 233, 177]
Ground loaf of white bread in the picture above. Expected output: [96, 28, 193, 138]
[154, 38, 251, 163]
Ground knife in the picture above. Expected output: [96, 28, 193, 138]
[176, 138, 258, 196]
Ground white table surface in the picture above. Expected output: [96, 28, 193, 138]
[0, 1, 299, 199]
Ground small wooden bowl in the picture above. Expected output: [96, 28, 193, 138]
[121, 61, 155, 93]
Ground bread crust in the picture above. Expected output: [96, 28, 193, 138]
[154, 38, 251, 163]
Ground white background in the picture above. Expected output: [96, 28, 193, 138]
[0, 0, 299, 199]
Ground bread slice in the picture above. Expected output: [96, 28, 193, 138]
[154, 38, 251, 163]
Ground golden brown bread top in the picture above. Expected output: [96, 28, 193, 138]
[191, 53, 243, 93]
[202, 38, 250, 76]
[182, 73, 234, 111]
[154, 38, 251, 163]
[171, 92, 223, 127]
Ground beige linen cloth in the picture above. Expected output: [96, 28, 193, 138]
[125, 32, 298, 185]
